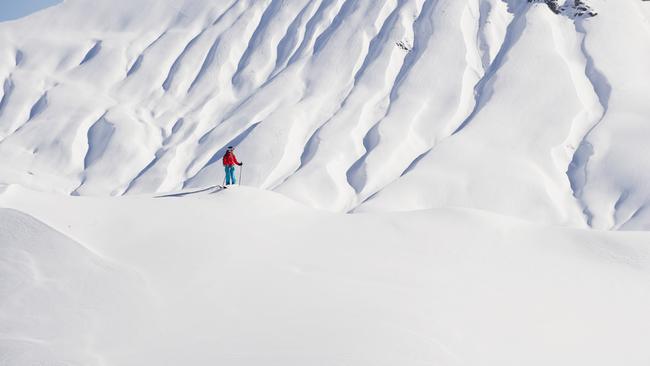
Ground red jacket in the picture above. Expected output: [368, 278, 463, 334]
[222, 151, 241, 166]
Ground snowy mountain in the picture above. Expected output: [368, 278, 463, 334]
[1, 0, 649, 228]
[2, 1, 650, 365]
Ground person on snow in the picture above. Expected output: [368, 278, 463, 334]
[222, 146, 243, 185]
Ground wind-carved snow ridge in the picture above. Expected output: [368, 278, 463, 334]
[231, 0, 285, 91]
[189, 38, 222, 93]
[313, 0, 359, 56]
[344, 0, 435, 197]
[162, 32, 202, 91]
[0, 78, 14, 120]
[453, 1, 528, 134]
[286, 0, 341, 66]
[344, 0, 498, 208]
[127, 32, 167, 77]
[127, 54, 144, 77]
[567, 140, 594, 223]
[28, 92, 48, 121]
[83, 115, 115, 170]
[564, 18, 611, 228]
[162, 1, 243, 93]
[79, 41, 102, 65]
[0, 53, 23, 133]
[263, 0, 412, 197]
[0, 0, 648, 227]
[477, 1, 494, 70]
[290, 0, 408, 178]
[15, 50, 25, 66]
[388, 0, 436, 102]
[270, 0, 318, 77]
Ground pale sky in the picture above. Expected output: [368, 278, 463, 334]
[0, 0, 62, 22]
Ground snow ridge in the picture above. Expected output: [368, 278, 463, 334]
[0, 0, 649, 228]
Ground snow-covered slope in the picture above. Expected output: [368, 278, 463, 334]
[2, 2, 650, 364]
[0, 206, 153, 365]
[2, 185, 650, 365]
[1, 0, 649, 228]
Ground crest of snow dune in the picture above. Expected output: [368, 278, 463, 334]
[2, 186, 650, 365]
[0, 207, 153, 365]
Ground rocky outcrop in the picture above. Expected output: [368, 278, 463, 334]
[529, 0, 598, 18]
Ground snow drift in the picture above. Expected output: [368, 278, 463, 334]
[0, 206, 153, 365]
[1, 185, 650, 365]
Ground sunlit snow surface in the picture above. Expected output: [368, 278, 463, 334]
[1, 0, 650, 364]
[1, 184, 650, 365]
[0, 0, 648, 227]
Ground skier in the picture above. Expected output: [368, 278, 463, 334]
[222, 146, 243, 186]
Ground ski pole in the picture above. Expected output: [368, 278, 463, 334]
[239, 165, 243, 186]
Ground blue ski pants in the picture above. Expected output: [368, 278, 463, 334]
[225, 165, 236, 185]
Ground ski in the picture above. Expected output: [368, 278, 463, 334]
[211, 185, 227, 193]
